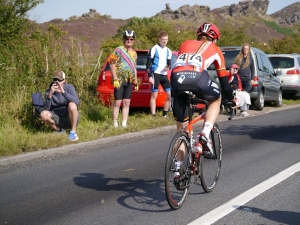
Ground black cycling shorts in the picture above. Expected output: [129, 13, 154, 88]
[151, 73, 171, 93]
[171, 70, 221, 122]
[114, 82, 132, 100]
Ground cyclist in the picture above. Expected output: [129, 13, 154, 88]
[146, 31, 172, 118]
[108, 30, 138, 128]
[171, 22, 235, 177]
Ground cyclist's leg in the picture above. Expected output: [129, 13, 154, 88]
[161, 75, 171, 113]
[172, 95, 190, 174]
[196, 71, 221, 151]
[150, 73, 160, 115]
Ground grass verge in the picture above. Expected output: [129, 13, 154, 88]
[0, 108, 175, 157]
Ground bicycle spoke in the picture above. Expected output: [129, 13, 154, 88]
[165, 131, 191, 210]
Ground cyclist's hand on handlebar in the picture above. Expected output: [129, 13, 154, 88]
[224, 98, 237, 108]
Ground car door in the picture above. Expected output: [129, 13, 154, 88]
[258, 53, 274, 98]
[260, 54, 279, 98]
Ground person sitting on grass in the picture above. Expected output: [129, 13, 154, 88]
[40, 70, 80, 141]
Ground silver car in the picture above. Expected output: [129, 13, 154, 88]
[268, 54, 300, 97]
[207, 46, 282, 110]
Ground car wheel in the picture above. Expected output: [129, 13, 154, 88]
[254, 91, 264, 111]
[274, 91, 282, 107]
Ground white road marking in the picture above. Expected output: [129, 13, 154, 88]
[188, 161, 300, 225]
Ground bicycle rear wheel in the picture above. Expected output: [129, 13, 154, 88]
[200, 124, 222, 193]
[165, 131, 191, 210]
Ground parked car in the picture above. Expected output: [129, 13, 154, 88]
[207, 46, 282, 110]
[97, 50, 178, 108]
[268, 53, 300, 97]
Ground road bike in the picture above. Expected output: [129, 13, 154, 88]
[164, 91, 233, 210]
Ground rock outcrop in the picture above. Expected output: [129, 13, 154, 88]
[155, 0, 269, 22]
[65, 9, 111, 22]
[270, 2, 300, 25]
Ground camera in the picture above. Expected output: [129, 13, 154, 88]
[49, 81, 58, 89]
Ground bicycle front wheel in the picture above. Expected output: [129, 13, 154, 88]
[200, 124, 222, 193]
[165, 131, 191, 210]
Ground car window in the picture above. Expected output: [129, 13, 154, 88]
[256, 53, 263, 71]
[104, 58, 111, 71]
[268, 57, 295, 69]
[171, 53, 177, 67]
[261, 54, 274, 73]
[136, 53, 148, 70]
[297, 57, 300, 66]
[207, 50, 239, 70]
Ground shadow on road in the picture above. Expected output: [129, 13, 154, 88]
[73, 173, 172, 212]
[221, 123, 300, 144]
[236, 205, 300, 224]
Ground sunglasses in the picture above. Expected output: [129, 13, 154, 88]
[125, 38, 135, 41]
[53, 78, 63, 82]
[233, 68, 238, 70]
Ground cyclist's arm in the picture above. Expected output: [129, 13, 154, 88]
[214, 50, 234, 100]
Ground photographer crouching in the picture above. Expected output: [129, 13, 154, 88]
[40, 70, 80, 141]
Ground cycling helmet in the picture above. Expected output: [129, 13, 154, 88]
[123, 30, 136, 39]
[196, 23, 220, 40]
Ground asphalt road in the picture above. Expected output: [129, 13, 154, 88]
[0, 106, 300, 225]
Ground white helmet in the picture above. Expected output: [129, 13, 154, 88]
[123, 30, 136, 39]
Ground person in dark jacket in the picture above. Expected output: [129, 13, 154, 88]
[234, 43, 255, 93]
[40, 70, 80, 141]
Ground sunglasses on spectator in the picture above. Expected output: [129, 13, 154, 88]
[125, 38, 135, 41]
[233, 68, 238, 71]
[53, 78, 63, 82]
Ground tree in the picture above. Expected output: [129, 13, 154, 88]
[0, 0, 44, 43]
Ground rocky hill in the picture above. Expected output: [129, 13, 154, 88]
[38, 1, 300, 54]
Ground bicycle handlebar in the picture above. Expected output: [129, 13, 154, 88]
[221, 100, 236, 120]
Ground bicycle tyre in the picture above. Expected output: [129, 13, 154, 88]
[165, 131, 191, 210]
[200, 124, 222, 193]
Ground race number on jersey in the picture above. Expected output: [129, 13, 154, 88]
[172, 53, 203, 69]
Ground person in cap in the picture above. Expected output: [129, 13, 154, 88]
[40, 70, 80, 141]
[108, 30, 138, 128]
[228, 63, 251, 117]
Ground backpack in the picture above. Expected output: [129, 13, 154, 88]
[32, 92, 44, 117]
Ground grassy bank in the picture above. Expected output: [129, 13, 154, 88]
[0, 106, 175, 157]
[1, 97, 299, 157]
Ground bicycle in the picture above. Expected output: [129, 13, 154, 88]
[164, 91, 234, 210]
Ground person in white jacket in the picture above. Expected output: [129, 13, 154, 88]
[228, 64, 251, 117]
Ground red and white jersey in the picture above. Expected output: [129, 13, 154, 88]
[172, 40, 227, 78]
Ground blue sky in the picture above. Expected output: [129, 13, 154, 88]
[28, 0, 298, 23]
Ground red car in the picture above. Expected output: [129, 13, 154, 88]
[97, 50, 178, 108]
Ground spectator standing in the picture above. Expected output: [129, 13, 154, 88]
[108, 30, 138, 128]
[146, 31, 172, 118]
[228, 64, 251, 117]
[40, 70, 80, 141]
[234, 43, 255, 93]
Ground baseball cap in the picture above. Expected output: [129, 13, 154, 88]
[53, 70, 65, 81]
[231, 64, 239, 69]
